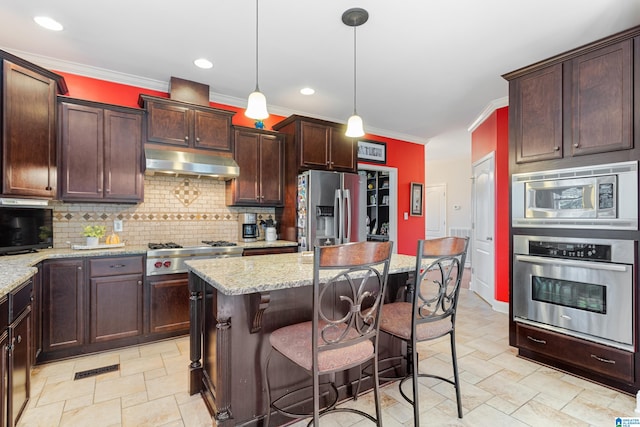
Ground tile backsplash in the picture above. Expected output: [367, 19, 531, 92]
[51, 175, 275, 248]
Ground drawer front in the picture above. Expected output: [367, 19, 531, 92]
[516, 323, 633, 382]
[11, 280, 33, 322]
[242, 246, 297, 256]
[90, 256, 143, 277]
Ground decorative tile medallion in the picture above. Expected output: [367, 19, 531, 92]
[173, 179, 201, 206]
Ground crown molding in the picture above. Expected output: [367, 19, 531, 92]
[467, 96, 509, 132]
[1, 47, 428, 145]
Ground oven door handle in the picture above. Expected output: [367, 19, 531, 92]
[515, 254, 630, 272]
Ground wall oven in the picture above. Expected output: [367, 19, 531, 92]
[512, 161, 638, 229]
[513, 235, 634, 351]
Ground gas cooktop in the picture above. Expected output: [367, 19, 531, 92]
[147, 241, 237, 250]
[148, 242, 183, 249]
[146, 241, 243, 276]
[202, 240, 237, 247]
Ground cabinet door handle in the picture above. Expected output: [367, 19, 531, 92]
[137, 281, 142, 286]
[554, 146, 560, 151]
[16, 335, 21, 344]
[526, 335, 546, 345]
[77, 266, 82, 271]
[185, 136, 189, 141]
[196, 137, 200, 142]
[591, 354, 616, 364]
[573, 143, 579, 148]
[110, 264, 126, 269]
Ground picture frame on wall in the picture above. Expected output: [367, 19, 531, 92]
[410, 182, 423, 216]
[357, 140, 386, 164]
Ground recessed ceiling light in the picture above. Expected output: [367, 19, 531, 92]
[300, 87, 315, 95]
[34, 16, 63, 31]
[194, 58, 213, 69]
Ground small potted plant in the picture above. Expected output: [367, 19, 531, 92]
[83, 225, 106, 246]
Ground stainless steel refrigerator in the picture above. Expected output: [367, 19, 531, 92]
[297, 170, 366, 251]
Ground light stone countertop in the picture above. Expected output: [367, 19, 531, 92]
[0, 240, 298, 298]
[186, 252, 416, 296]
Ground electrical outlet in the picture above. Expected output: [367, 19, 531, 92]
[113, 220, 123, 232]
[403, 212, 409, 220]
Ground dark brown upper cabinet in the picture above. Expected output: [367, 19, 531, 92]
[569, 39, 633, 156]
[505, 30, 637, 166]
[510, 64, 564, 164]
[58, 97, 144, 203]
[226, 127, 284, 206]
[1, 51, 67, 198]
[139, 94, 235, 152]
[273, 115, 358, 173]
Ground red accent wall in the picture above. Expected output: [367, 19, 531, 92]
[360, 135, 425, 256]
[471, 106, 509, 302]
[56, 71, 424, 255]
[55, 71, 287, 127]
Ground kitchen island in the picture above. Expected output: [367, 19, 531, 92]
[186, 252, 416, 426]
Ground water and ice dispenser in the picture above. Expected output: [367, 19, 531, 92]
[315, 206, 335, 245]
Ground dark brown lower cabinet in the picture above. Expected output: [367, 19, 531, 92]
[42, 259, 84, 353]
[6, 279, 32, 427]
[0, 296, 8, 427]
[39, 255, 189, 363]
[148, 273, 190, 334]
[90, 274, 143, 343]
[516, 323, 634, 385]
[8, 307, 30, 427]
[89, 256, 143, 343]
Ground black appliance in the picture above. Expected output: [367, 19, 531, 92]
[0, 200, 53, 255]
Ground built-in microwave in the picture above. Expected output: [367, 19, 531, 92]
[0, 198, 53, 255]
[512, 161, 638, 230]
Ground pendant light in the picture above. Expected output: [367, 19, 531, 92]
[245, 0, 269, 120]
[342, 8, 368, 138]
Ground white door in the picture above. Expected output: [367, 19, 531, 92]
[471, 153, 495, 305]
[425, 184, 446, 238]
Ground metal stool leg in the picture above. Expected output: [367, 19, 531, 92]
[450, 331, 463, 418]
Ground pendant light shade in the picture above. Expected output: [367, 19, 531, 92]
[346, 114, 365, 137]
[245, 0, 269, 120]
[342, 8, 368, 138]
[246, 90, 269, 120]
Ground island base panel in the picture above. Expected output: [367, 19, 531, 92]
[189, 272, 408, 426]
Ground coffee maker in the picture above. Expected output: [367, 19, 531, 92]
[239, 213, 259, 242]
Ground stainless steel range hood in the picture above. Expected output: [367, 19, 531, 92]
[144, 147, 239, 180]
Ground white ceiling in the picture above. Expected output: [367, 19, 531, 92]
[1, 1, 639, 146]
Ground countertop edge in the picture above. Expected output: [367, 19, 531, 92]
[186, 253, 416, 296]
[0, 240, 298, 298]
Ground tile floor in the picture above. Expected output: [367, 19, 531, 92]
[19, 289, 639, 426]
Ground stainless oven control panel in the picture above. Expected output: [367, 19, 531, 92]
[513, 235, 634, 264]
[527, 240, 610, 261]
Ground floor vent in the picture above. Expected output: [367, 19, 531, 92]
[74, 364, 120, 380]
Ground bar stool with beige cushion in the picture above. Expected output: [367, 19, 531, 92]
[264, 240, 394, 426]
[379, 237, 469, 425]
